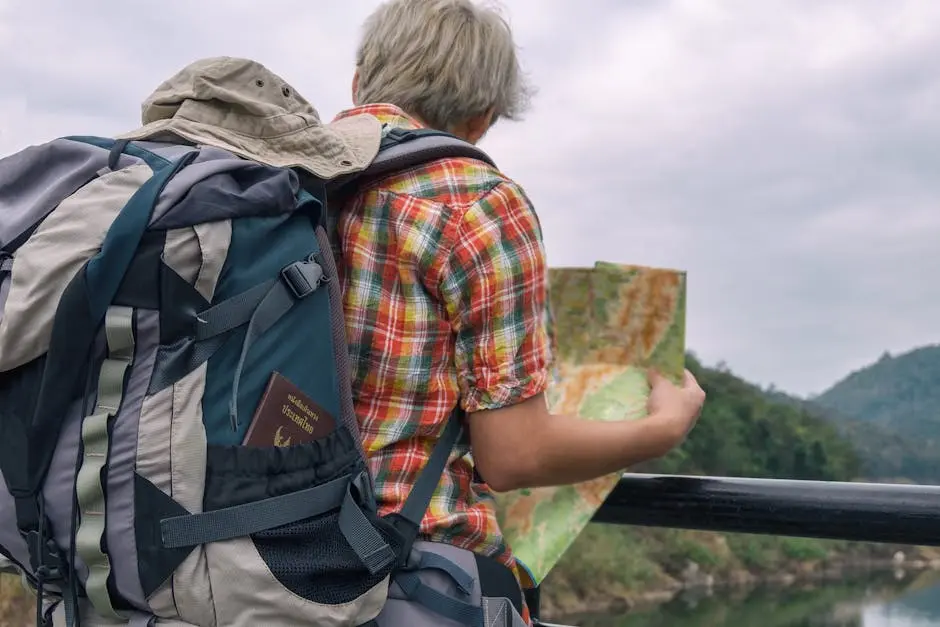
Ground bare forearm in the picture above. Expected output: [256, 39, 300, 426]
[518, 412, 677, 488]
[470, 399, 680, 492]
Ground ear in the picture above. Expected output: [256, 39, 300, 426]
[456, 108, 496, 145]
[351, 69, 361, 105]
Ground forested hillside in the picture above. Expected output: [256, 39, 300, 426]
[814, 345, 940, 439]
[635, 353, 860, 480]
[811, 345, 940, 482]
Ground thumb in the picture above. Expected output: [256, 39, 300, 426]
[646, 368, 664, 386]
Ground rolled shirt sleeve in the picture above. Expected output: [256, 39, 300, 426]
[439, 180, 553, 413]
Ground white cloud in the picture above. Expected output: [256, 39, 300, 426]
[2, 0, 939, 395]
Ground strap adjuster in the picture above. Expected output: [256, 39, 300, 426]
[384, 128, 417, 142]
[280, 259, 324, 299]
[26, 530, 64, 582]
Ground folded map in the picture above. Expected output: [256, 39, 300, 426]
[494, 261, 687, 586]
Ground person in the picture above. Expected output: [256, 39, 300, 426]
[332, 0, 707, 621]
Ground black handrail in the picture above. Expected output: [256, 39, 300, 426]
[592, 473, 940, 546]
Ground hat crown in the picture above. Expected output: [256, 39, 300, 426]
[140, 56, 322, 128]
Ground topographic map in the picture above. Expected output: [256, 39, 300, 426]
[495, 261, 687, 586]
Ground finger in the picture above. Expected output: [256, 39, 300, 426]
[647, 368, 663, 385]
[682, 369, 699, 389]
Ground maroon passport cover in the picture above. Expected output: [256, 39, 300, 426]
[242, 372, 337, 447]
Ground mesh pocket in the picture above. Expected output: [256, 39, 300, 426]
[204, 426, 403, 606]
[254, 502, 403, 604]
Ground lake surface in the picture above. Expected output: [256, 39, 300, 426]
[561, 571, 940, 627]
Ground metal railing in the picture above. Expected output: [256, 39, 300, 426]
[592, 473, 940, 545]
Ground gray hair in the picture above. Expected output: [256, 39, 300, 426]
[354, 0, 534, 132]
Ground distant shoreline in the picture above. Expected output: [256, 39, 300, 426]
[637, 553, 940, 609]
[551, 556, 940, 619]
[539, 525, 940, 619]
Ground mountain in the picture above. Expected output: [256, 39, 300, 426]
[814, 345, 940, 439]
[811, 344, 940, 482]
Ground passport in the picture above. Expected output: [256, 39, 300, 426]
[242, 372, 337, 447]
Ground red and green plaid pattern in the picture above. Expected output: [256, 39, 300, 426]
[331, 104, 553, 583]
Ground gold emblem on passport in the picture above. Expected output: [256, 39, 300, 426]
[273, 426, 292, 447]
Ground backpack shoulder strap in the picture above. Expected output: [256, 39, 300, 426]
[370, 127, 497, 176]
[326, 127, 497, 196]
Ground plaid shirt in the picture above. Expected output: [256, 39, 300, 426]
[330, 104, 552, 584]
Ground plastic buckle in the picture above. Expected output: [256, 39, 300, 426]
[402, 546, 423, 571]
[350, 471, 378, 511]
[385, 127, 417, 142]
[280, 259, 324, 299]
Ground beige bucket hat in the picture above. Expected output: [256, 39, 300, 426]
[118, 56, 382, 180]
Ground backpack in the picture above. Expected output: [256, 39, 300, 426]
[0, 127, 530, 627]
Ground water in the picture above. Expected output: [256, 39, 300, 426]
[561, 572, 940, 627]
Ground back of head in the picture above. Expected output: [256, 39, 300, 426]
[354, 0, 533, 134]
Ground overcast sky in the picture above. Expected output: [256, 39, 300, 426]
[2, 0, 939, 396]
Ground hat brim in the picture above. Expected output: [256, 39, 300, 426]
[117, 113, 383, 180]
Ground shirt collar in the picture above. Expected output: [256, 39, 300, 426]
[333, 103, 426, 132]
